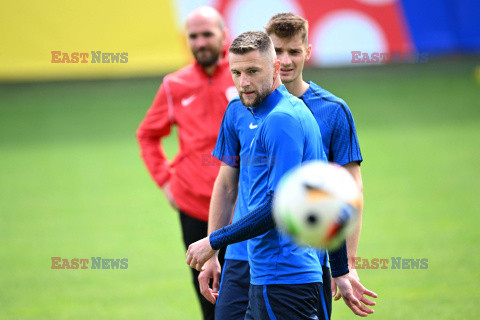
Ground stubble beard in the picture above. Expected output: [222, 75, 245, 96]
[193, 42, 222, 67]
[195, 50, 220, 67]
[240, 88, 270, 108]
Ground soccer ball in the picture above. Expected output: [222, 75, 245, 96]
[273, 161, 361, 250]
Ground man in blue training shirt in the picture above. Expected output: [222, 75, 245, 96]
[196, 13, 377, 320]
[187, 31, 347, 319]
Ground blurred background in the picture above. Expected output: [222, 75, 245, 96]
[1, 0, 479, 319]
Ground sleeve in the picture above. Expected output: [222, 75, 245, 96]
[263, 112, 304, 193]
[211, 103, 240, 167]
[330, 104, 363, 166]
[328, 241, 349, 277]
[136, 78, 174, 188]
[210, 194, 274, 250]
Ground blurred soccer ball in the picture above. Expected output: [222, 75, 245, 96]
[273, 161, 361, 250]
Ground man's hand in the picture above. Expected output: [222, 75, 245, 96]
[162, 182, 179, 210]
[186, 237, 217, 271]
[198, 256, 222, 304]
[331, 268, 360, 300]
[331, 270, 378, 317]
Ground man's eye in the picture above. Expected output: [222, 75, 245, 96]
[189, 34, 197, 40]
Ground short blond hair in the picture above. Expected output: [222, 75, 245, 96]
[265, 13, 308, 45]
[229, 31, 273, 55]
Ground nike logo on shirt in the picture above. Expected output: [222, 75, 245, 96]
[249, 123, 258, 129]
[181, 95, 196, 107]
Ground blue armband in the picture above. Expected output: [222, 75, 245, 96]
[329, 241, 349, 278]
[209, 195, 274, 250]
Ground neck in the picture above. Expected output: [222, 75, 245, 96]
[284, 77, 309, 98]
[271, 75, 282, 92]
[203, 64, 217, 76]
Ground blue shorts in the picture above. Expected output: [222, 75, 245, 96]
[244, 282, 324, 320]
[215, 259, 250, 320]
[216, 260, 332, 320]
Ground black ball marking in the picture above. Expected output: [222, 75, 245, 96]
[306, 212, 318, 225]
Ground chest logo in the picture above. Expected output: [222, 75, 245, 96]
[181, 95, 196, 107]
[249, 122, 258, 129]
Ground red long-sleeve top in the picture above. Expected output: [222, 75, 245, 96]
[136, 52, 236, 221]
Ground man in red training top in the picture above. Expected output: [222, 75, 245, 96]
[136, 6, 235, 320]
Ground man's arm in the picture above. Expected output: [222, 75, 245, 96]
[186, 195, 274, 271]
[329, 162, 363, 293]
[344, 161, 363, 273]
[329, 104, 363, 269]
[136, 80, 176, 205]
[329, 163, 377, 316]
[198, 165, 239, 304]
[208, 165, 239, 234]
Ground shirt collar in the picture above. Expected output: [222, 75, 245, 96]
[249, 84, 287, 118]
[301, 81, 315, 100]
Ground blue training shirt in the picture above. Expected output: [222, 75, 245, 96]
[301, 81, 363, 166]
[212, 97, 257, 261]
[246, 85, 327, 285]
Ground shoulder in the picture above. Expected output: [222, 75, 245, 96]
[305, 82, 354, 119]
[263, 109, 301, 133]
[164, 64, 197, 84]
[228, 95, 242, 106]
[264, 93, 314, 130]
[276, 90, 309, 115]
[261, 109, 313, 149]
[306, 82, 348, 109]
[223, 97, 252, 127]
[224, 97, 243, 117]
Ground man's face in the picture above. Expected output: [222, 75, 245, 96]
[270, 33, 311, 84]
[186, 16, 225, 67]
[229, 50, 276, 108]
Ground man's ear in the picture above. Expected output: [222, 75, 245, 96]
[222, 27, 229, 45]
[306, 44, 312, 61]
[274, 59, 281, 73]
[273, 59, 281, 81]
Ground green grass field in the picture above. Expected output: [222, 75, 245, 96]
[1, 58, 479, 319]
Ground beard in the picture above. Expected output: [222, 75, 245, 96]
[193, 47, 221, 67]
[239, 87, 271, 108]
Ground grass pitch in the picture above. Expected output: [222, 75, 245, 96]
[1, 58, 479, 319]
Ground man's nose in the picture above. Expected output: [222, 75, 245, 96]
[195, 36, 208, 48]
[240, 74, 250, 87]
[280, 53, 292, 66]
